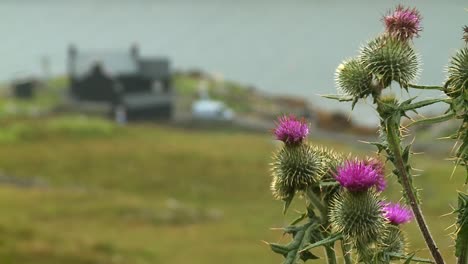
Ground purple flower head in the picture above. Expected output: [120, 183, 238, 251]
[382, 202, 413, 225]
[274, 115, 309, 145]
[335, 159, 386, 192]
[364, 158, 387, 191]
[383, 5, 422, 42]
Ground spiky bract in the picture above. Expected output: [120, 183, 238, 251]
[463, 26, 468, 44]
[446, 47, 468, 97]
[314, 147, 345, 202]
[383, 225, 407, 255]
[314, 146, 344, 181]
[271, 144, 323, 199]
[361, 36, 420, 88]
[336, 58, 373, 98]
[383, 5, 422, 42]
[270, 175, 295, 201]
[330, 190, 387, 246]
[373, 225, 407, 263]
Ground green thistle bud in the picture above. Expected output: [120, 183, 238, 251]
[376, 94, 398, 119]
[446, 47, 468, 98]
[330, 190, 387, 246]
[314, 146, 345, 202]
[270, 175, 295, 201]
[383, 225, 407, 256]
[335, 58, 373, 98]
[271, 144, 324, 197]
[360, 36, 420, 88]
[370, 225, 407, 263]
[314, 146, 344, 181]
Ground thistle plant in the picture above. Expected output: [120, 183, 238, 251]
[265, 5, 468, 264]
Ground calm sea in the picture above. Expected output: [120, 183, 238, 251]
[0, 0, 466, 125]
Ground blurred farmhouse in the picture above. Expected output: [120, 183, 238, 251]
[67, 45, 173, 121]
[0, 44, 381, 138]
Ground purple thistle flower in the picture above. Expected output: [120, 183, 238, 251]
[364, 158, 387, 192]
[382, 202, 413, 225]
[335, 159, 386, 192]
[273, 115, 309, 145]
[383, 5, 422, 42]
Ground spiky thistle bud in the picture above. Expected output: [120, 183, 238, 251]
[330, 190, 387, 247]
[335, 159, 387, 192]
[382, 202, 413, 225]
[360, 36, 420, 88]
[273, 115, 309, 145]
[335, 58, 373, 98]
[270, 174, 295, 201]
[374, 225, 408, 263]
[383, 5, 422, 42]
[446, 47, 468, 97]
[271, 143, 324, 199]
[313, 147, 345, 203]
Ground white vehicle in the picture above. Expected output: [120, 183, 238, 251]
[191, 99, 234, 121]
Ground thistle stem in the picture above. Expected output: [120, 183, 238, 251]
[384, 117, 446, 264]
[407, 83, 445, 91]
[306, 188, 327, 219]
[325, 244, 337, 264]
[341, 240, 352, 264]
[458, 248, 467, 264]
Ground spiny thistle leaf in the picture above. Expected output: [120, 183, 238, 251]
[268, 221, 322, 264]
[300, 232, 343, 252]
[335, 58, 373, 98]
[361, 36, 420, 88]
[386, 252, 434, 263]
[454, 192, 468, 261]
[321, 94, 354, 102]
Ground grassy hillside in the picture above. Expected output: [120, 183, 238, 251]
[0, 116, 466, 263]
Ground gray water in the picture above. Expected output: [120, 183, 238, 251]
[1, 0, 466, 125]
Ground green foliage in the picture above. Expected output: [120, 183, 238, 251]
[360, 36, 420, 88]
[268, 220, 322, 264]
[0, 115, 118, 143]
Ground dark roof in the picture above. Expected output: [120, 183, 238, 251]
[139, 58, 170, 80]
[74, 51, 138, 78]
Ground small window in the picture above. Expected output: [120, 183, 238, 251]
[152, 81, 163, 93]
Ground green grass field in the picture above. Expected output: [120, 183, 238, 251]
[0, 116, 466, 263]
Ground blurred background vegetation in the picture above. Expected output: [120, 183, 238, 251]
[0, 77, 465, 263]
